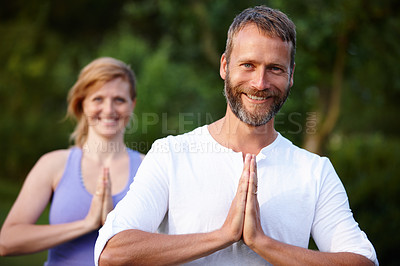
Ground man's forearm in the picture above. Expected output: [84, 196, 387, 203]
[249, 235, 374, 266]
[99, 229, 233, 266]
[99, 156, 252, 265]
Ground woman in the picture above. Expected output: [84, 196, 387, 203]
[0, 57, 144, 265]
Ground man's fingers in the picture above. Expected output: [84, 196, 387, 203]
[241, 153, 251, 177]
[237, 154, 251, 195]
[249, 155, 258, 195]
[246, 155, 259, 223]
[248, 172, 257, 199]
[243, 155, 264, 246]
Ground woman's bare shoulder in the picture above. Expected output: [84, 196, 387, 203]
[30, 148, 75, 188]
[31, 148, 76, 177]
[38, 149, 71, 165]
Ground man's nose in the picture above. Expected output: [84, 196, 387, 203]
[250, 69, 269, 90]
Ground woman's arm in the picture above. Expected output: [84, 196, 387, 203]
[0, 150, 107, 256]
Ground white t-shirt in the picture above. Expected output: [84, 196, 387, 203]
[95, 125, 378, 265]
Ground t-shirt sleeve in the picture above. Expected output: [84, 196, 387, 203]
[311, 158, 378, 265]
[94, 139, 170, 265]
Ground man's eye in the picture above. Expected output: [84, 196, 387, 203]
[242, 63, 253, 68]
[270, 66, 285, 74]
[93, 97, 102, 102]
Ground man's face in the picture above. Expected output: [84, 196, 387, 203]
[220, 24, 294, 127]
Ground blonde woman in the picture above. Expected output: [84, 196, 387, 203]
[0, 57, 144, 265]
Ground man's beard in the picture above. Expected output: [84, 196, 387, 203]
[224, 71, 290, 127]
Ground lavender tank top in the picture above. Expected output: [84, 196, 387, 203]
[45, 147, 141, 266]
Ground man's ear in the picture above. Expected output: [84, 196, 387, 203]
[289, 63, 295, 87]
[220, 53, 227, 80]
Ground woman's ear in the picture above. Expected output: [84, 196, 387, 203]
[131, 98, 137, 112]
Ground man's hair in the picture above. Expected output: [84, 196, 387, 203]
[224, 5, 296, 70]
[67, 57, 136, 147]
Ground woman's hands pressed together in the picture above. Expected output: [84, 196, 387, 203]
[86, 168, 113, 230]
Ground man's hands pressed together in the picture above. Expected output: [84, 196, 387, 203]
[221, 154, 265, 246]
[243, 154, 265, 248]
[221, 154, 374, 266]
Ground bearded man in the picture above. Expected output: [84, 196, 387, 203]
[95, 6, 378, 266]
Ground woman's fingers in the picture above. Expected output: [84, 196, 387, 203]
[101, 167, 113, 224]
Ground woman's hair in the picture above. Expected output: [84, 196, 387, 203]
[67, 57, 136, 147]
[224, 5, 296, 71]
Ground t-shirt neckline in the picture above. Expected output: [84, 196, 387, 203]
[200, 124, 282, 157]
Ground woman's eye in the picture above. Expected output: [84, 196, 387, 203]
[93, 97, 102, 102]
[115, 97, 126, 103]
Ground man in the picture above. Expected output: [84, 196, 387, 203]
[95, 6, 378, 265]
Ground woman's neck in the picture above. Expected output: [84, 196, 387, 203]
[81, 134, 127, 166]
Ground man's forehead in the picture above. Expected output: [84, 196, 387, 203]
[228, 24, 292, 68]
[233, 23, 290, 46]
[232, 25, 292, 52]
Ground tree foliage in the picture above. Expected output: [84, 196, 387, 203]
[0, 0, 399, 264]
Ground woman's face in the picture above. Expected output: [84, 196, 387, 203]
[82, 77, 135, 140]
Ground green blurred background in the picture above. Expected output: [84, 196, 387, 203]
[1, 0, 399, 265]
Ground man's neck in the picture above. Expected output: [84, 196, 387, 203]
[208, 108, 278, 155]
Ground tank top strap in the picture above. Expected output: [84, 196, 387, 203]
[127, 148, 141, 182]
[111, 148, 141, 202]
[55, 147, 84, 194]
